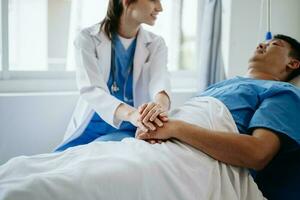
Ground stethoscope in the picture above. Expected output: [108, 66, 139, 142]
[110, 38, 134, 103]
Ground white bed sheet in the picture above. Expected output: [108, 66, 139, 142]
[0, 97, 266, 200]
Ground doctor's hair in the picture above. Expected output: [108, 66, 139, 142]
[274, 34, 300, 81]
[100, 0, 137, 40]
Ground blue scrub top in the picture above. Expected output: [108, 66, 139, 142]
[199, 76, 300, 200]
[56, 35, 137, 151]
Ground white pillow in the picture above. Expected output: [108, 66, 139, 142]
[289, 75, 300, 87]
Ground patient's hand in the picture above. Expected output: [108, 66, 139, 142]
[137, 120, 181, 141]
[135, 129, 164, 144]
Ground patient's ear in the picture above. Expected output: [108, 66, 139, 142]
[287, 58, 300, 70]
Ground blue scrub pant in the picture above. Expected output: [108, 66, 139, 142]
[55, 130, 135, 152]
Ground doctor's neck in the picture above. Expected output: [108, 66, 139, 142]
[118, 14, 140, 39]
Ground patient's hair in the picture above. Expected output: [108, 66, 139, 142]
[274, 34, 300, 81]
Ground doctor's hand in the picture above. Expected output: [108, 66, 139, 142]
[138, 102, 168, 130]
[128, 109, 149, 132]
[116, 103, 155, 132]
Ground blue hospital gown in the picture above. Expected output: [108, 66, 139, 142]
[199, 76, 300, 200]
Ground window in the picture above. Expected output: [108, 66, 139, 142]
[144, 0, 199, 71]
[9, 0, 48, 71]
[1, 0, 200, 92]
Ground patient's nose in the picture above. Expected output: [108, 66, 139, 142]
[257, 43, 267, 50]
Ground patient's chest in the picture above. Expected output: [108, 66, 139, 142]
[170, 97, 238, 133]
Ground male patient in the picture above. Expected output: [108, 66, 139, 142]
[137, 34, 300, 200]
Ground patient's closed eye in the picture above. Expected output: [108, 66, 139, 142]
[270, 40, 284, 47]
[271, 42, 280, 46]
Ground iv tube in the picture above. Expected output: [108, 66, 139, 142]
[265, 0, 272, 40]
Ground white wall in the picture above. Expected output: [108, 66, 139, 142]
[0, 93, 76, 164]
[0, 91, 194, 165]
[226, 0, 300, 77]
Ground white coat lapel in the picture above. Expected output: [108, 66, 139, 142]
[90, 25, 152, 88]
[133, 27, 152, 89]
[90, 24, 112, 82]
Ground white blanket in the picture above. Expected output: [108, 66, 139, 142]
[0, 97, 266, 200]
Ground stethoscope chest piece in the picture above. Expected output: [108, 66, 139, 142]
[111, 81, 120, 93]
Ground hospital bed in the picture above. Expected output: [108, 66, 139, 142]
[0, 76, 299, 200]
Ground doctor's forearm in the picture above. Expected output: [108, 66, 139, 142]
[115, 103, 136, 122]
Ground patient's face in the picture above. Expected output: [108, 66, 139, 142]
[248, 39, 292, 74]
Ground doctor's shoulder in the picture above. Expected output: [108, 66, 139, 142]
[142, 28, 167, 54]
[73, 24, 102, 50]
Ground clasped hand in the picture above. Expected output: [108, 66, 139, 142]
[132, 102, 169, 144]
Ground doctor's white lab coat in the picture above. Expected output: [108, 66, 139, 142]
[59, 24, 171, 146]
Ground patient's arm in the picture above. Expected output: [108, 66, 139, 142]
[137, 120, 281, 170]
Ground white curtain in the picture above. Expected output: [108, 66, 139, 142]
[197, 0, 225, 91]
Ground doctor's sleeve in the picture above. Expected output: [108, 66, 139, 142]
[148, 37, 172, 103]
[73, 30, 123, 128]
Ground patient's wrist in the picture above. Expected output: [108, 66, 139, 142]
[171, 120, 185, 139]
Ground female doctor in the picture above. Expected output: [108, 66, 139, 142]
[55, 0, 171, 151]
